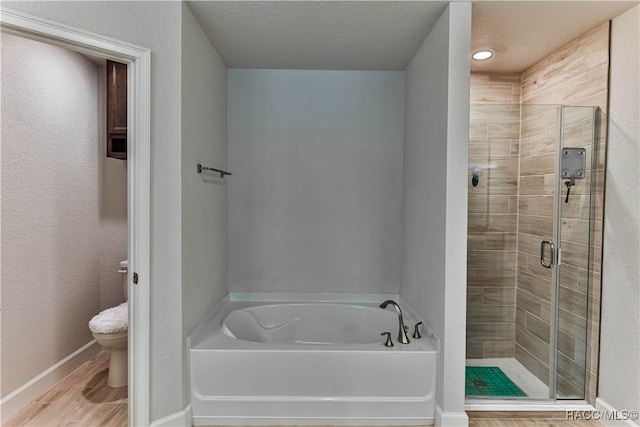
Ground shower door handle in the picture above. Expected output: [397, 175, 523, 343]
[540, 240, 555, 268]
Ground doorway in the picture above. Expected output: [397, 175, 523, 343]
[0, 9, 151, 426]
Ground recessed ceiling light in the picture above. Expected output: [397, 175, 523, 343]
[472, 50, 494, 61]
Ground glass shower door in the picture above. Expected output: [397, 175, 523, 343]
[465, 104, 598, 401]
[551, 106, 598, 399]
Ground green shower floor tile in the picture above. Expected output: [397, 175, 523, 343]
[465, 366, 527, 397]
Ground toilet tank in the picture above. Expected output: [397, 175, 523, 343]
[119, 260, 128, 301]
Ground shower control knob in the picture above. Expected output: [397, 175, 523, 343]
[381, 332, 394, 347]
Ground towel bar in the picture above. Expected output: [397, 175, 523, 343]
[197, 163, 231, 178]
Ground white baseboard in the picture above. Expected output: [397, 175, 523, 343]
[151, 404, 192, 427]
[0, 340, 100, 424]
[595, 398, 640, 427]
[436, 405, 469, 427]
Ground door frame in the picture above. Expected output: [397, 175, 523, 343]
[1, 9, 151, 426]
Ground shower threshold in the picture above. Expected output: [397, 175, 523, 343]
[465, 398, 594, 413]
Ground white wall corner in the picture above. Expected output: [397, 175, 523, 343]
[600, 4, 640, 422]
[595, 398, 640, 427]
[442, 0, 472, 418]
[150, 404, 192, 427]
[436, 405, 469, 427]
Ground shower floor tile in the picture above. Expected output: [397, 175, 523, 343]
[466, 357, 549, 398]
[466, 366, 527, 397]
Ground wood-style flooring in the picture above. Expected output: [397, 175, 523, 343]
[5, 353, 602, 427]
[469, 420, 602, 427]
[5, 352, 127, 427]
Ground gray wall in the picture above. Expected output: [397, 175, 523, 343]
[599, 4, 640, 417]
[227, 69, 404, 294]
[1, 34, 126, 397]
[181, 2, 229, 406]
[181, 2, 228, 352]
[97, 63, 130, 313]
[2, 1, 185, 421]
[400, 3, 470, 423]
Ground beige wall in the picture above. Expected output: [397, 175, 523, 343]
[517, 22, 608, 401]
[467, 73, 521, 359]
[0, 34, 127, 397]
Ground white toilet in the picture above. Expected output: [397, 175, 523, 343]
[89, 260, 128, 388]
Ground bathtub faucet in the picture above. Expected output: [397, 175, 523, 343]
[379, 300, 410, 344]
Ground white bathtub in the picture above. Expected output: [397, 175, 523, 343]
[189, 296, 438, 425]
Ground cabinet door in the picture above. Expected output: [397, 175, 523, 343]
[107, 60, 127, 159]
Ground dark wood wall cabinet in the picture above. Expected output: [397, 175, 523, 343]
[107, 60, 127, 159]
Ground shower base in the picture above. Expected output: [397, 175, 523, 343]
[466, 358, 548, 398]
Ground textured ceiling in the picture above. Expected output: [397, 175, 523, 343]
[471, 1, 637, 73]
[187, 1, 638, 73]
[186, 1, 449, 70]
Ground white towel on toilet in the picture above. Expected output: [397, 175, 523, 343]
[89, 302, 128, 334]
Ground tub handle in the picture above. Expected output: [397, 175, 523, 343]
[412, 322, 423, 339]
[381, 332, 394, 347]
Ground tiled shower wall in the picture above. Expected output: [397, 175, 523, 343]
[467, 23, 608, 403]
[517, 22, 608, 402]
[514, 102, 558, 386]
[467, 73, 521, 359]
